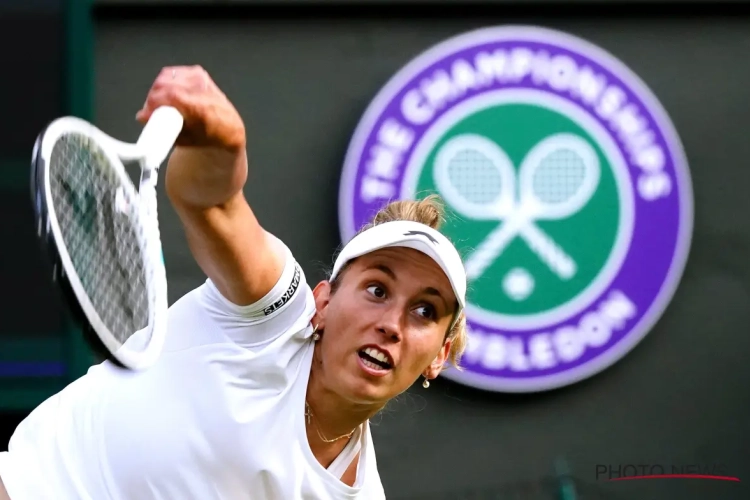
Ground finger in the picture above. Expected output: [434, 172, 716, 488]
[137, 77, 198, 120]
[184, 67, 216, 94]
[137, 66, 214, 121]
[137, 85, 192, 124]
[153, 65, 212, 93]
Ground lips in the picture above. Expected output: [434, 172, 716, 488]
[358, 345, 393, 371]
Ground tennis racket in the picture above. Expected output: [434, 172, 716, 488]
[30, 106, 184, 370]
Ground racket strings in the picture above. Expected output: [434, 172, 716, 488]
[49, 133, 151, 346]
[531, 148, 587, 205]
[446, 149, 504, 204]
[101, 192, 142, 323]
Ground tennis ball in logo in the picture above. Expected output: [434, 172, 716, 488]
[414, 104, 620, 317]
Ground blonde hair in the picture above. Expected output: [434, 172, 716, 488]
[331, 195, 467, 370]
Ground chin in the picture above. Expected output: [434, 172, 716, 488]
[340, 375, 393, 405]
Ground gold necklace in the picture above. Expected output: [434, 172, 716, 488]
[305, 400, 357, 443]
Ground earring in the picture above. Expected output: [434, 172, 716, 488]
[422, 377, 430, 389]
[312, 324, 320, 342]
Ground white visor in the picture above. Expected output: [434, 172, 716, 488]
[331, 221, 466, 322]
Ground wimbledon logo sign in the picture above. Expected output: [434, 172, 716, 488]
[338, 26, 693, 392]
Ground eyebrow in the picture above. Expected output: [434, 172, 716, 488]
[373, 264, 397, 281]
[371, 264, 454, 313]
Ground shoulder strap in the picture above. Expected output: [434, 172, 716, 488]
[326, 425, 363, 480]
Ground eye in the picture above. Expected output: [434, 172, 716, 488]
[414, 304, 436, 321]
[366, 285, 386, 299]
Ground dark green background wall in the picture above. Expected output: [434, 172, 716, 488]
[0, 0, 71, 410]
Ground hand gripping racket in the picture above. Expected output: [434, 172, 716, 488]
[30, 107, 184, 370]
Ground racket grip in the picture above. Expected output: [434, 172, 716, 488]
[137, 106, 184, 170]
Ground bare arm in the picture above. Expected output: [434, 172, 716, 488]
[136, 66, 284, 306]
[0, 475, 10, 500]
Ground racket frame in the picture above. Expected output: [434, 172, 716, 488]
[31, 107, 183, 370]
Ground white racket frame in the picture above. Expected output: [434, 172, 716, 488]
[38, 107, 183, 370]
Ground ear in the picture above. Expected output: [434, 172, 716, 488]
[423, 338, 452, 381]
[311, 280, 332, 330]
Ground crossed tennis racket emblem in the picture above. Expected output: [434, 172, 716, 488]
[433, 132, 601, 283]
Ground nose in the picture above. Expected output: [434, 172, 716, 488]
[375, 304, 403, 342]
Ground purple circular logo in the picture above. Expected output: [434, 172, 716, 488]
[338, 26, 693, 392]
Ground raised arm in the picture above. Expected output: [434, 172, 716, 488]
[136, 65, 285, 306]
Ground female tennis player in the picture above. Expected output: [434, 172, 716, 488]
[0, 65, 467, 500]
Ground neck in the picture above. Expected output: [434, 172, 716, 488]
[305, 364, 383, 466]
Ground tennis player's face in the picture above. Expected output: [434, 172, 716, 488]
[312, 248, 456, 403]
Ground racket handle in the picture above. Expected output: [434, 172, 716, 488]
[137, 106, 184, 170]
